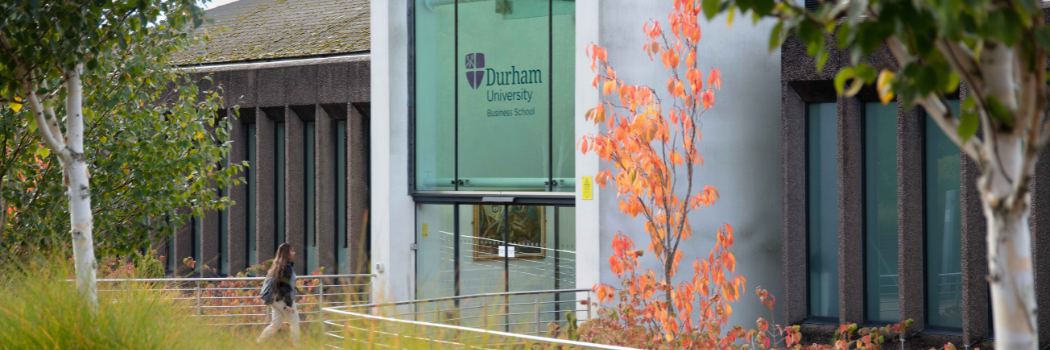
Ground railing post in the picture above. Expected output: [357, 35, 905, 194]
[535, 294, 541, 335]
[482, 297, 488, 330]
[195, 281, 202, 316]
[318, 278, 325, 344]
[586, 295, 592, 321]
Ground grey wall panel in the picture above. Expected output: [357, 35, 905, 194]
[958, 85, 990, 344]
[898, 103, 925, 334]
[228, 109, 249, 273]
[837, 96, 864, 325]
[226, 69, 258, 108]
[1032, 146, 1050, 348]
[348, 61, 371, 103]
[286, 106, 307, 274]
[286, 66, 319, 106]
[782, 82, 807, 325]
[316, 105, 337, 274]
[258, 68, 287, 108]
[317, 63, 351, 104]
[256, 107, 277, 263]
[348, 104, 370, 274]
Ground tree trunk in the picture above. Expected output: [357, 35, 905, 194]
[65, 67, 98, 309]
[981, 134, 1038, 350]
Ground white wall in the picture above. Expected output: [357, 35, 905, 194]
[370, 0, 415, 304]
[596, 1, 784, 329]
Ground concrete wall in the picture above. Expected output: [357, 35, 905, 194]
[596, 1, 784, 329]
[168, 56, 372, 277]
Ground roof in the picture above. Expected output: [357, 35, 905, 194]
[174, 0, 370, 65]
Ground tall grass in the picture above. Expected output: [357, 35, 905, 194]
[0, 258, 331, 349]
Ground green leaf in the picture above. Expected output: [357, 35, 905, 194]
[854, 63, 877, 84]
[703, 0, 719, 19]
[985, 96, 1015, 128]
[1035, 28, 1050, 50]
[769, 22, 783, 52]
[958, 98, 979, 142]
[834, 67, 864, 97]
[34, 145, 51, 158]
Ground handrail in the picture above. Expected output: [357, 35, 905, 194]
[332, 288, 590, 310]
[323, 306, 638, 350]
[74, 274, 375, 283]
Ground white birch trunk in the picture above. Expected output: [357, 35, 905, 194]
[64, 66, 98, 309]
[977, 44, 1038, 350]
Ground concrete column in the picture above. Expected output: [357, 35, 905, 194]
[201, 207, 220, 277]
[897, 103, 925, 333]
[175, 207, 194, 276]
[316, 105, 337, 274]
[1031, 147, 1050, 348]
[286, 106, 306, 274]
[837, 96, 864, 325]
[256, 107, 277, 264]
[959, 86, 990, 344]
[575, 0, 601, 319]
[370, 0, 415, 304]
[228, 108, 250, 274]
[348, 104, 370, 274]
[781, 82, 807, 325]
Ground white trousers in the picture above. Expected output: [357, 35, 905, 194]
[257, 300, 300, 346]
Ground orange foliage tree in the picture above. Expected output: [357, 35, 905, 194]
[574, 1, 916, 349]
[578, 0, 733, 344]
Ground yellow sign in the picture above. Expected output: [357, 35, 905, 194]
[582, 176, 593, 200]
[422, 223, 429, 238]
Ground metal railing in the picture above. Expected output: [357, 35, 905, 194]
[321, 289, 638, 349]
[90, 274, 373, 327]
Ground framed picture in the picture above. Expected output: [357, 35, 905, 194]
[472, 205, 546, 260]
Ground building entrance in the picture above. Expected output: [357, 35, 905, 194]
[415, 203, 575, 330]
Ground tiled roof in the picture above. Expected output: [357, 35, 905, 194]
[174, 0, 370, 65]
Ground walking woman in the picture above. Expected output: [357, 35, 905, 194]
[257, 243, 301, 346]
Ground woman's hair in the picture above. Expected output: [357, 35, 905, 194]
[267, 243, 293, 278]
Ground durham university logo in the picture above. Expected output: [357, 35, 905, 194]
[466, 53, 485, 89]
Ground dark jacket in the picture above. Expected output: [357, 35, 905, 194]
[274, 262, 300, 306]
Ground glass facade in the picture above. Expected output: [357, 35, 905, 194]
[305, 122, 317, 273]
[414, 0, 575, 193]
[220, 156, 229, 275]
[807, 102, 839, 319]
[415, 203, 576, 329]
[247, 123, 257, 267]
[925, 100, 962, 329]
[863, 102, 898, 323]
[336, 120, 348, 274]
[276, 123, 286, 251]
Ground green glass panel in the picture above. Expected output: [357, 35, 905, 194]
[807, 102, 839, 318]
[337, 120, 348, 274]
[306, 122, 317, 273]
[457, 0, 550, 192]
[248, 123, 257, 267]
[926, 100, 962, 329]
[414, 0, 456, 191]
[194, 216, 201, 273]
[551, 1, 575, 192]
[220, 155, 229, 275]
[863, 102, 898, 323]
[415, 204, 457, 324]
[276, 123, 285, 250]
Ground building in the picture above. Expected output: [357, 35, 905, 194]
[164, 0, 372, 277]
[168, 0, 1050, 347]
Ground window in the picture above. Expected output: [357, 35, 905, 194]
[413, 0, 575, 193]
[305, 121, 317, 273]
[807, 102, 839, 319]
[336, 120, 348, 274]
[220, 156, 229, 275]
[276, 122, 286, 252]
[193, 216, 201, 273]
[247, 123, 257, 267]
[925, 100, 962, 329]
[863, 102, 898, 323]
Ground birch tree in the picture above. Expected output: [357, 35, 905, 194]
[700, 0, 1048, 347]
[0, 0, 205, 308]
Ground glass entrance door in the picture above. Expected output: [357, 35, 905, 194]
[415, 203, 576, 332]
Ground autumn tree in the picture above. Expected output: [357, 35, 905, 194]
[698, 0, 1050, 347]
[0, 0, 216, 309]
[579, 1, 739, 345]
